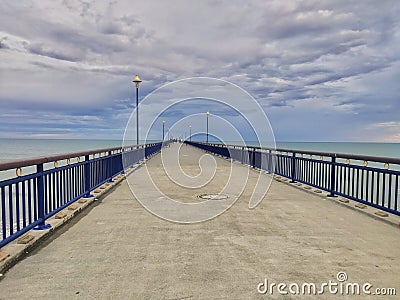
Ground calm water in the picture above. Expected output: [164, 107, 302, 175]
[0, 139, 123, 162]
[0, 139, 399, 162]
[276, 142, 400, 158]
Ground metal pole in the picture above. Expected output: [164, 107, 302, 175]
[290, 152, 296, 183]
[162, 122, 165, 141]
[34, 163, 51, 230]
[328, 156, 337, 197]
[206, 114, 209, 143]
[136, 87, 139, 145]
[189, 126, 191, 142]
[108, 151, 114, 182]
[83, 154, 93, 198]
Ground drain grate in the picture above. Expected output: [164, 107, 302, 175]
[198, 194, 229, 200]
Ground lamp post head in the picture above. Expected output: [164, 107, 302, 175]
[206, 111, 210, 116]
[189, 125, 191, 128]
[163, 120, 165, 124]
[133, 74, 142, 88]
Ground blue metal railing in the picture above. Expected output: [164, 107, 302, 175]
[0, 142, 163, 248]
[186, 141, 400, 216]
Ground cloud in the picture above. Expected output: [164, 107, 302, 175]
[30, 133, 71, 138]
[0, 0, 399, 142]
[26, 42, 82, 62]
[363, 121, 400, 142]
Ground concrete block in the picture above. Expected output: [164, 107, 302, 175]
[68, 204, 77, 211]
[355, 203, 366, 209]
[17, 234, 35, 244]
[339, 198, 349, 203]
[78, 198, 87, 204]
[374, 211, 388, 218]
[55, 212, 67, 219]
[304, 186, 312, 190]
[314, 190, 322, 193]
[0, 251, 10, 262]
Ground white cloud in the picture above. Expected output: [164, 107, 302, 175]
[0, 0, 399, 141]
[363, 121, 400, 142]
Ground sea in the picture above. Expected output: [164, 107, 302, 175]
[0, 139, 400, 162]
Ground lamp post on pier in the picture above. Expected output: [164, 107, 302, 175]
[162, 120, 165, 141]
[189, 125, 192, 142]
[133, 74, 142, 145]
[206, 111, 210, 143]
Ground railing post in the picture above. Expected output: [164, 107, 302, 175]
[108, 151, 114, 182]
[252, 149, 256, 168]
[328, 155, 337, 197]
[84, 155, 93, 198]
[268, 150, 272, 173]
[290, 152, 296, 183]
[34, 163, 51, 230]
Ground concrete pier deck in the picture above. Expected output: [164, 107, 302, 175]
[0, 143, 399, 299]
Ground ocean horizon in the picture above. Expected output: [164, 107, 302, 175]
[0, 138, 399, 162]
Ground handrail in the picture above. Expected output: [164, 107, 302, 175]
[0, 143, 161, 171]
[198, 142, 400, 164]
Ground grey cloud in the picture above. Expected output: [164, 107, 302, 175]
[0, 39, 8, 49]
[100, 21, 124, 35]
[1, 0, 400, 141]
[27, 42, 82, 62]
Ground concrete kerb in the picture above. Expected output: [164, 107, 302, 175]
[0, 158, 149, 276]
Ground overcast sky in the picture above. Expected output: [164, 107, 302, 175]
[1, 0, 399, 142]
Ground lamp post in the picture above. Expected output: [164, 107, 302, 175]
[206, 111, 210, 143]
[162, 120, 165, 141]
[133, 74, 142, 145]
[189, 125, 192, 142]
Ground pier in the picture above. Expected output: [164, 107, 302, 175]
[0, 142, 399, 299]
